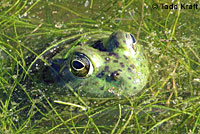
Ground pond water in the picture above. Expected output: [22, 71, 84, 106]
[0, 0, 200, 133]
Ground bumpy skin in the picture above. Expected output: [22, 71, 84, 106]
[44, 31, 149, 97]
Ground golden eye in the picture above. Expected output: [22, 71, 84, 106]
[70, 52, 94, 77]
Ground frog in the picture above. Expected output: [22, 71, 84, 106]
[35, 30, 149, 97]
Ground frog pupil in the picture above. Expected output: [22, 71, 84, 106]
[72, 60, 84, 70]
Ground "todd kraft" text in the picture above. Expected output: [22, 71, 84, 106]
[161, 3, 198, 9]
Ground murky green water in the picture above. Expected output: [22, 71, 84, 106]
[1, 0, 200, 133]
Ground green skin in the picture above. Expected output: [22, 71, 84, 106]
[44, 31, 149, 97]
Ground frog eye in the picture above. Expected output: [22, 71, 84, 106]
[70, 52, 94, 77]
[125, 33, 136, 45]
[128, 34, 137, 51]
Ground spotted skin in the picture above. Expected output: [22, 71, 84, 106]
[44, 31, 149, 97]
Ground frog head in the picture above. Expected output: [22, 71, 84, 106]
[51, 30, 149, 97]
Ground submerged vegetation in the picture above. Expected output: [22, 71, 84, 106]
[0, 0, 200, 133]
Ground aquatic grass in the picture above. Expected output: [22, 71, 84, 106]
[0, 0, 200, 133]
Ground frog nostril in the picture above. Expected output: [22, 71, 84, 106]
[111, 71, 120, 81]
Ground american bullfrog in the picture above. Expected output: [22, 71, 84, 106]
[34, 30, 149, 97]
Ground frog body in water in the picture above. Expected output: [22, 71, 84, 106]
[39, 31, 149, 97]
